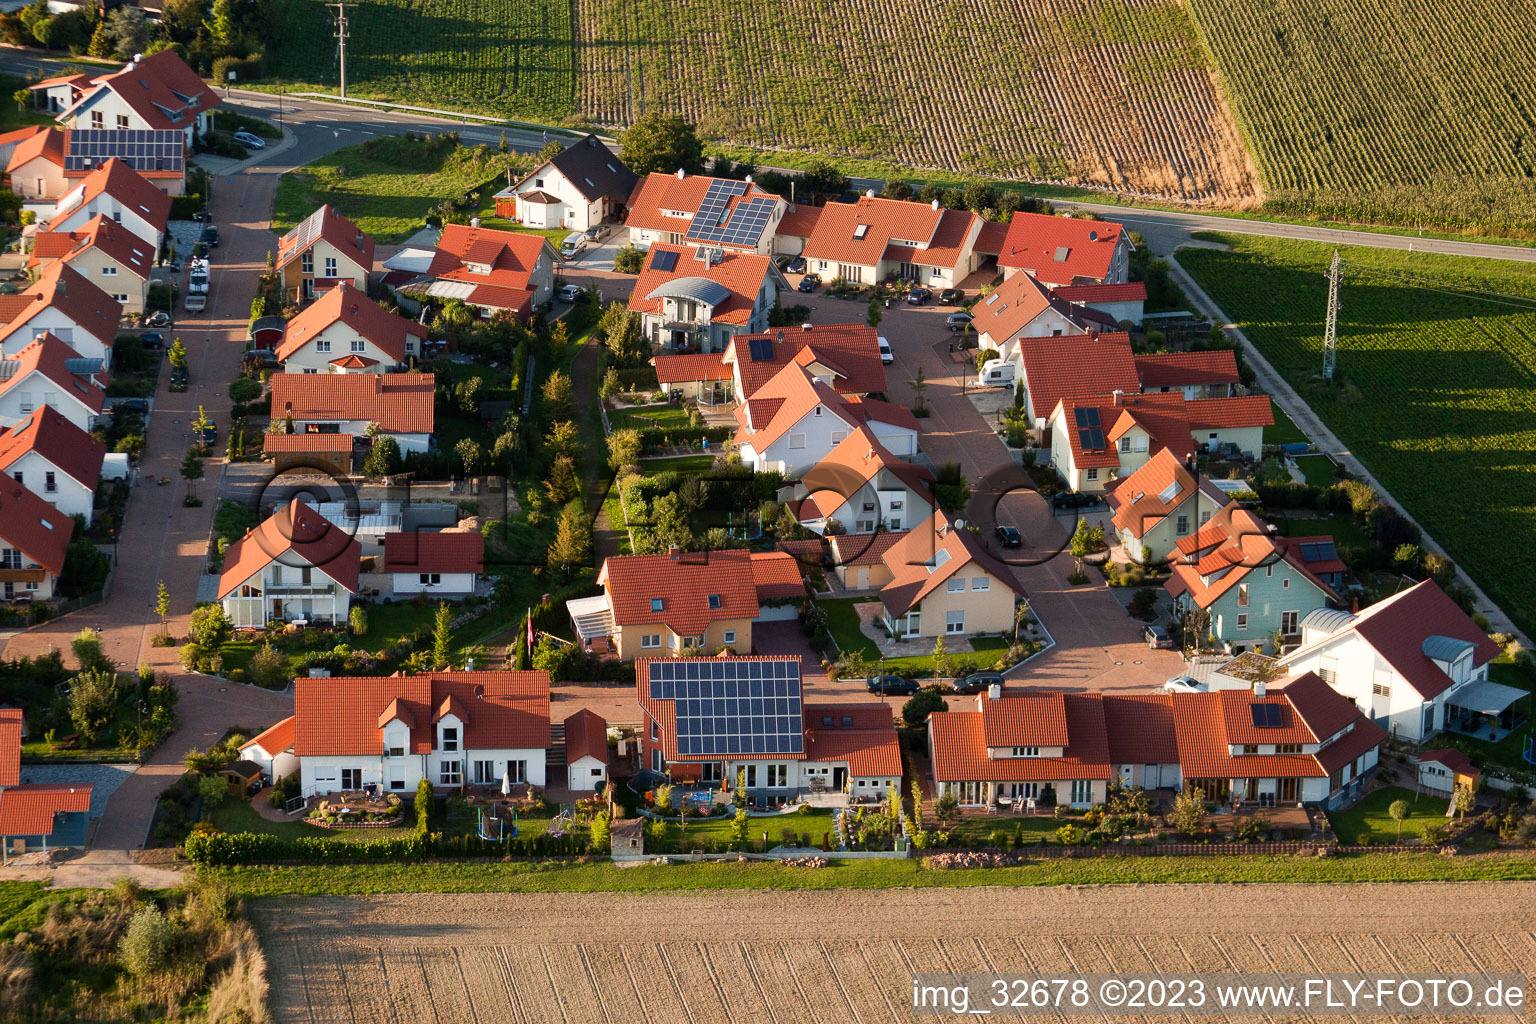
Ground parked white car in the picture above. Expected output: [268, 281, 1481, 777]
[877, 336, 894, 364]
[232, 131, 266, 150]
[1161, 675, 1208, 694]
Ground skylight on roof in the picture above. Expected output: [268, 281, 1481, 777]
[1159, 481, 1182, 503]
[707, 594, 722, 609]
[985, 293, 1000, 305]
[853, 224, 870, 241]
[650, 598, 664, 612]
[41, 519, 54, 530]
[926, 549, 952, 573]
[1053, 246, 1070, 262]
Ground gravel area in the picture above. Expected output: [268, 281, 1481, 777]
[19, 763, 136, 819]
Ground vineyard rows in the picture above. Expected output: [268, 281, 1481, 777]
[1184, 0, 1536, 230]
[1180, 235, 1536, 635]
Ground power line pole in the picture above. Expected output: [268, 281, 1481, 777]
[1322, 248, 1341, 381]
[328, 2, 350, 99]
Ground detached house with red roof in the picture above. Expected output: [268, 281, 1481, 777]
[790, 426, 934, 535]
[380, 529, 484, 598]
[625, 170, 786, 254]
[291, 670, 551, 799]
[26, 72, 96, 116]
[629, 243, 784, 353]
[877, 512, 1025, 641]
[1166, 506, 1339, 654]
[801, 194, 984, 289]
[29, 214, 156, 313]
[276, 283, 426, 375]
[653, 321, 888, 408]
[276, 205, 375, 304]
[1, 707, 92, 855]
[0, 262, 122, 369]
[1012, 332, 1139, 429]
[403, 224, 556, 319]
[0, 332, 106, 431]
[995, 211, 1131, 289]
[49, 158, 170, 252]
[970, 271, 1113, 354]
[928, 675, 1384, 811]
[0, 406, 105, 525]
[636, 656, 901, 799]
[1135, 350, 1241, 399]
[496, 134, 637, 231]
[269, 372, 434, 453]
[1105, 448, 1233, 564]
[218, 498, 361, 628]
[57, 51, 218, 147]
[735, 361, 917, 477]
[0, 468, 74, 603]
[5, 127, 65, 209]
[238, 717, 298, 787]
[1279, 579, 1510, 744]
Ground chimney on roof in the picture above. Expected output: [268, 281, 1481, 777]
[1112, 389, 1124, 407]
[931, 199, 940, 211]
[1351, 595, 1360, 614]
[987, 682, 1002, 701]
[668, 543, 680, 560]
[356, 230, 364, 248]
[775, 330, 784, 342]
[474, 684, 484, 699]
[676, 168, 686, 180]
[1254, 679, 1266, 698]
[800, 322, 813, 331]
[470, 216, 480, 229]
[744, 174, 753, 183]
[350, 303, 358, 314]
[865, 188, 875, 198]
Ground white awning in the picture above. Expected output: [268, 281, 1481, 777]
[382, 247, 437, 274]
[566, 594, 614, 640]
[1447, 679, 1528, 714]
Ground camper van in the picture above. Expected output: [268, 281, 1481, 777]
[188, 259, 210, 295]
[559, 232, 587, 259]
[977, 358, 1016, 388]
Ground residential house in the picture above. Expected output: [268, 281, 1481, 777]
[0, 262, 122, 369]
[29, 214, 156, 313]
[1414, 748, 1480, 797]
[49, 158, 170, 252]
[275, 283, 426, 375]
[1166, 506, 1339, 654]
[269, 372, 435, 454]
[625, 170, 786, 254]
[56, 50, 218, 147]
[0, 332, 106, 431]
[927, 674, 1384, 811]
[1014, 332, 1139, 429]
[5, 127, 65, 209]
[772, 202, 822, 257]
[629, 243, 784, 353]
[25, 72, 96, 115]
[650, 352, 735, 405]
[61, 128, 189, 196]
[0, 469, 74, 604]
[1047, 391, 1274, 493]
[380, 530, 484, 597]
[1105, 448, 1233, 565]
[970, 270, 1112, 354]
[0, 406, 105, 524]
[291, 670, 551, 799]
[569, 548, 804, 658]
[654, 321, 888, 408]
[237, 716, 298, 786]
[735, 362, 917, 477]
[276, 205, 376, 303]
[495, 134, 637, 230]
[828, 531, 908, 591]
[1054, 281, 1147, 327]
[877, 512, 1025, 640]
[636, 656, 901, 799]
[400, 224, 557, 320]
[1135, 350, 1241, 399]
[995, 211, 1131, 288]
[801, 194, 984, 289]
[563, 709, 610, 793]
[217, 498, 361, 628]
[0, 707, 92, 855]
[790, 426, 934, 535]
[1278, 579, 1508, 743]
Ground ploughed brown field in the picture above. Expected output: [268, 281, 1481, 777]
[258, 883, 1536, 1023]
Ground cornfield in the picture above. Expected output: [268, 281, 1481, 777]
[1180, 235, 1536, 635]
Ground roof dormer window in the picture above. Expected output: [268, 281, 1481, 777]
[707, 594, 722, 609]
[650, 598, 664, 612]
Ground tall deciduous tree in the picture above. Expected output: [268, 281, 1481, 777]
[620, 113, 706, 176]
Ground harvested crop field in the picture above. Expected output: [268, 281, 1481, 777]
[259, 882, 1536, 1023]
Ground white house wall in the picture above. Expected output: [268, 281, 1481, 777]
[0, 314, 112, 368]
[388, 570, 477, 596]
[4, 450, 94, 523]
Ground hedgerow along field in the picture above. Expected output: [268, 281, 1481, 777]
[1183, 0, 1536, 234]
[269, 0, 1258, 204]
[1178, 234, 1536, 635]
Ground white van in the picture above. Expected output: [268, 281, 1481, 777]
[184, 293, 206, 313]
[977, 358, 1016, 388]
[559, 232, 586, 259]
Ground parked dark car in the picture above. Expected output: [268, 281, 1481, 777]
[939, 287, 964, 304]
[243, 349, 280, 371]
[953, 671, 1004, 695]
[142, 311, 172, 328]
[115, 398, 149, 414]
[138, 332, 166, 350]
[994, 525, 1023, 548]
[786, 255, 806, 274]
[201, 224, 220, 247]
[1143, 624, 1174, 650]
[946, 311, 974, 332]
[169, 365, 189, 385]
[1051, 490, 1098, 511]
[866, 674, 919, 696]
[797, 274, 821, 293]
[195, 422, 217, 446]
[906, 287, 931, 305]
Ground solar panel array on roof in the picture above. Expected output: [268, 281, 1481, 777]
[1074, 407, 1101, 428]
[685, 181, 776, 248]
[1250, 703, 1284, 728]
[1078, 428, 1106, 450]
[64, 130, 184, 174]
[651, 249, 679, 273]
[1298, 540, 1338, 562]
[747, 337, 775, 362]
[648, 659, 804, 757]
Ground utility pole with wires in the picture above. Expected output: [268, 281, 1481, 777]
[328, 2, 350, 99]
[1322, 248, 1342, 381]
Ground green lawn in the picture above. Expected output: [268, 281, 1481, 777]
[271, 135, 529, 243]
[651, 808, 839, 851]
[1267, 399, 1310, 446]
[823, 597, 881, 660]
[209, 799, 418, 843]
[1326, 786, 1450, 844]
[1182, 235, 1536, 637]
[821, 598, 1013, 675]
[948, 815, 1070, 846]
[1290, 453, 1337, 488]
[1270, 513, 1370, 552]
[639, 454, 718, 477]
[0, 77, 56, 133]
[609, 404, 692, 432]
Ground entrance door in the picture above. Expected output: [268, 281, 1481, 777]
[1143, 765, 1158, 788]
[1243, 778, 1259, 801]
[833, 767, 847, 791]
[1276, 777, 1299, 802]
[271, 599, 283, 620]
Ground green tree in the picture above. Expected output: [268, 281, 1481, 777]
[537, 138, 564, 162]
[455, 437, 483, 476]
[546, 501, 591, 573]
[962, 179, 999, 213]
[349, 605, 368, 637]
[248, 644, 288, 688]
[1171, 786, 1208, 836]
[883, 178, 913, 201]
[910, 778, 925, 828]
[1069, 519, 1104, 576]
[612, 244, 644, 274]
[599, 366, 622, 402]
[1388, 798, 1411, 843]
[545, 454, 579, 505]
[362, 435, 401, 478]
[71, 627, 110, 673]
[1453, 784, 1476, 820]
[541, 369, 575, 420]
[589, 810, 611, 851]
[491, 429, 521, 472]
[180, 450, 204, 501]
[431, 601, 454, 668]
[544, 419, 581, 461]
[162, 0, 206, 39]
[86, 17, 111, 57]
[498, 130, 509, 154]
[197, 772, 227, 816]
[621, 113, 706, 176]
[106, 6, 152, 59]
[189, 603, 232, 648]
[119, 906, 180, 978]
[730, 807, 751, 847]
[153, 579, 170, 629]
[68, 668, 117, 742]
[191, 405, 213, 449]
[798, 160, 850, 202]
[205, 0, 236, 50]
[901, 688, 948, 727]
[933, 790, 960, 827]
[60, 539, 110, 599]
[866, 296, 883, 329]
[168, 337, 187, 369]
[608, 427, 642, 471]
[909, 366, 927, 411]
[931, 635, 952, 679]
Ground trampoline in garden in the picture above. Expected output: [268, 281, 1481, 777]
[477, 802, 519, 842]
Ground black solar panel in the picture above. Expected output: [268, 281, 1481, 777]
[64, 129, 184, 174]
[648, 659, 804, 757]
[747, 337, 774, 362]
[1078, 428, 1105, 450]
[1074, 407, 1102, 429]
[651, 249, 679, 273]
[1249, 703, 1283, 728]
[1299, 541, 1337, 562]
[685, 181, 775, 248]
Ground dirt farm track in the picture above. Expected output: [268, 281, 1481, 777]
[257, 883, 1536, 1023]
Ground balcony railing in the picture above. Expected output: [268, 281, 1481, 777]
[264, 584, 337, 595]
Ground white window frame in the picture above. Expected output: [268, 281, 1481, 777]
[641, 634, 661, 649]
[316, 339, 331, 353]
[722, 629, 736, 645]
[945, 610, 965, 634]
[971, 576, 989, 591]
[946, 578, 965, 593]
[439, 759, 461, 785]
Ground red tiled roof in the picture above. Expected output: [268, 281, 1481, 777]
[845, 395, 919, 433]
[329, 354, 378, 369]
[1107, 448, 1230, 540]
[563, 709, 610, 767]
[598, 550, 760, 636]
[217, 498, 362, 598]
[1054, 282, 1148, 304]
[879, 511, 1025, 618]
[0, 405, 105, 491]
[628, 243, 774, 327]
[652, 351, 732, 384]
[802, 703, 901, 776]
[276, 205, 375, 274]
[879, 208, 981, 270]
[1414, 747, 1479, 778]
[270, 372, 435, 435]
[1217, 689, 1318, 746]
[1021, 332, 1137, 421]
[971, 271, 1091, 347]
[1280, 672, 1365, 741]
[68, 50, 218, 132]
[240, 715, 295, 756]
[27, 73, 95, 93]
[0, 333, 104, 415]
[1101, 694, 1180, 764]
[1281, 534, 1347, 577]
[426, 224, 554, 299]
[59, 158, 171, 232]
[829, 530, 908, 567]
[799, 427, 934, 520]
[981, 690, 1069, 748]
[276, 283, 425, 363]
[0, 262, 122, 350]
[1051, 395, 1140, 470]
[996, 212, 1126, 284]
[262, 432, 352, 453]
[973, 219, 1008, 256]
[1184, 395, 1274, 429]
[1312, 714, 1388, 775]
[803, 195, 947, 267]
[0, 469, 73, 575]
[1165, 505, 1337, 610]
[381, 531, 484, 575]
[0, 783, 91, 837]
[730, 323, 888, 398]
[1169, 691, 1325, 779]
[624, 171, 780, 239]
[1135, 350, 1240, 389]
[930, 693, 1112, 783]
[750, 550, 805, 601]
[294, 671, 550, 757]
[0, 707, 20, 787]
[29, 215, 155, 281]
[5, 126, 62, 173]
[777, 203, 822, 238]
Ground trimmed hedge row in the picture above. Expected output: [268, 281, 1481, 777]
[184, 827, 593, 865]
